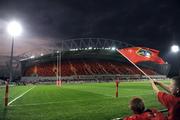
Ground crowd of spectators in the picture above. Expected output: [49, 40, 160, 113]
[122, 76, 180, 120]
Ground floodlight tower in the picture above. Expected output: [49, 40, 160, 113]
[7, 21, 22, 82]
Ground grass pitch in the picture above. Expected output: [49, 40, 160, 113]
[0, 80, 169, 120]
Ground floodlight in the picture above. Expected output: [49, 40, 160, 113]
[40, 53, 44, 56]
[7, 21, 22, 37]
[171, 45, 179, 53]
[57, 51, 59, 53]
[111, 47, 116, 51]
[88, 47, 92, 50]
[30, 55, 35, 59]
[7, 20, 22, 83]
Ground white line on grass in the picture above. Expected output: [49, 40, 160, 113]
[11, 92, 153, 107]
[8, 86, 35, 106]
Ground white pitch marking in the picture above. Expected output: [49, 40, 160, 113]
[8, 86, 35, 106]
[11, 92, 153, 107]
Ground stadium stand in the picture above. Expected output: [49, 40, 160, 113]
[24, 60, 158, 77]
[19, 38, 170, 83]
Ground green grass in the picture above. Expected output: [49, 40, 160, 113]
[0, 80, 170, 120]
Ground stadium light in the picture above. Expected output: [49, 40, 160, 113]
[171, 45, 179, 53]
[7, 21, 22, 37]
[88, 47, 92, 50]
[111, 47, 116, 51]
[40, 53, 44, 56]
[56, 51, 59, 53]
[30, 55, 35, 59]
[7, 20, 22, 82]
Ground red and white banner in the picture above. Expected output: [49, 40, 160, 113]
[117, 47, 165, 64]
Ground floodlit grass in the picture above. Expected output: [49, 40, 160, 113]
[0, 80, 170, 120]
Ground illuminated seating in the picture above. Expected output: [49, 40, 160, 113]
[24, 61, 158, 76]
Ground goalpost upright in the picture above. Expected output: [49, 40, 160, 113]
[56, 40, 63, 86]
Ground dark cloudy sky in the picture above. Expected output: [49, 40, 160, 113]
[0, 0, 180, 75]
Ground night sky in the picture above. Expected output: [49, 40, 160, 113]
[0, 0, 180, 75]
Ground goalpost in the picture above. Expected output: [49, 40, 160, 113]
[56, 41, 63, 87]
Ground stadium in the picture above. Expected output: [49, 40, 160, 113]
[0, 38, 173, 120]
[18, 38, 170, 83]
[1, 1, 180, 119]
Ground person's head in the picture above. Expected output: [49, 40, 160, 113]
[129, 97, 145, 114]
[170, 76, 180, 97]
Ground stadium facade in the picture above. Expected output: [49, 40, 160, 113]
[19, 38, 170, 83]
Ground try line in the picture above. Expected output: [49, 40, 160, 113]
[8, 86, 35, 106]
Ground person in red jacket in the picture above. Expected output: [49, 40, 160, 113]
[150, 76, 180, 120]
[123, 97, 165, 120]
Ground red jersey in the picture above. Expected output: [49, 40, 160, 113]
[157, 91, 180, 120]
[123, 109, 165, 120]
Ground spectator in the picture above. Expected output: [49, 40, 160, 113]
[150, 76, 180, 120]
[123, 97, 164, 120]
